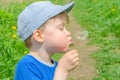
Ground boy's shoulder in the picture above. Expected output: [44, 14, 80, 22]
[16, 54, 36, 70]
[15, 54, 58, 80]
[17, 54, 34, 65]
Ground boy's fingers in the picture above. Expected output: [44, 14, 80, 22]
[73, 57, 79, 64]
[66, 50, 78, 56]
[74, 57, 79, 62]
[75, 62, 79, 66]
[67, 50, 78, 54]
[73, 52, 79, 57]
[68, 51, 79, 59]
[70, 61, 79, 71]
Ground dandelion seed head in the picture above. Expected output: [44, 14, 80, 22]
[76, 30, 89, 40]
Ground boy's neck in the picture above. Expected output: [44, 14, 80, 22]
[30, 46, 53, 65]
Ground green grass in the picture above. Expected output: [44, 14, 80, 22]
[72, 0, 120, 79]
[0, 1, 29, 80]
[0, 0, 65, 79]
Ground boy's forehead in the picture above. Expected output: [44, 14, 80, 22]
[43, 18, 65, 30]
[48, 17, 66, 26]
[48, 18, 66, 27]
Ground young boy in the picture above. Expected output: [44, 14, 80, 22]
[14, 1, 79, 80]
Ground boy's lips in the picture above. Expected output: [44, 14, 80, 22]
[67, 38, 73, 51]
[67, 37, 73, 45]
[69, 38, 73, 44]
[70, 38, 73, 42]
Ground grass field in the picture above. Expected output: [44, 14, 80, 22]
[0, 0, 64, 80]
[72, 0, 120, 80]
[0, 0, 120, 80]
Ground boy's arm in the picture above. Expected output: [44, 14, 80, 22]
[53, 50, 79, 80]
[53, 66, 68, 80]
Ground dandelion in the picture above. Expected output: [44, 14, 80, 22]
[12, 26, 17, 30]
[76, 30, 89, 40]
[75, 30, 89, 49]
[12, 34, 17, 38]
[24, 51, 27, 54]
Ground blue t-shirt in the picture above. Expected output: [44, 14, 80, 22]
[14, 54, 58, 80]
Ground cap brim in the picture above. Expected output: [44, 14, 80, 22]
[49, 1, 75, 19]
[63, 1, 75, 13]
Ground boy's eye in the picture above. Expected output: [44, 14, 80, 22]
[58, 27, 64, 31]
[59, 28, 64, 31]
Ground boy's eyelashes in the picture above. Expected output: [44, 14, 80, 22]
[58, 26, 65, 30]
[58, 27, 64, 31]
[58, 26, 65, 31]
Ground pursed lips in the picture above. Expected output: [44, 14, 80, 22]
[68, 37, 73, 44]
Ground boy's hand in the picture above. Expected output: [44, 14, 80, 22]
[54, 50, 79, 80]
[58, 50, 79, 72]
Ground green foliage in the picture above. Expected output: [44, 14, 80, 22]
[73, 0, 120, 79]
[0, 0, 65, 79]
[0, 1, 32, 80]
[92, 51, 120, 80]
[73, 0, 120, 38]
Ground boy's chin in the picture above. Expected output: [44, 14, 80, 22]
[53, 44, 72, 53]
[56, 46, 69, 53]
[59, 44, 73, 52]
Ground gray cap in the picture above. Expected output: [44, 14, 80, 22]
[18, 1, 75, 41]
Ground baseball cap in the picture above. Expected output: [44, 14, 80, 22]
[18, 1, 75, 41]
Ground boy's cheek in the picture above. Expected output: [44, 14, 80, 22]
[44, 35, 67, 48]
[46, 36, 67, 47]
[43, 31, 70, 51]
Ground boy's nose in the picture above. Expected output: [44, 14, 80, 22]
[65, 29, 71, 36]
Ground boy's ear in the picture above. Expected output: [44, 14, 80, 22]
[32, 30, 44, 43]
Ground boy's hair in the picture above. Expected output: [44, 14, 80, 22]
[25, 12, 69, 49]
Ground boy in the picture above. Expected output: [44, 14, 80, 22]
[14, 1, 79, 80]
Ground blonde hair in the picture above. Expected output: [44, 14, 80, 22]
[25, 12, 69, 49]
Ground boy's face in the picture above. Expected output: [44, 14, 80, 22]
[43, 17, 73, 52]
